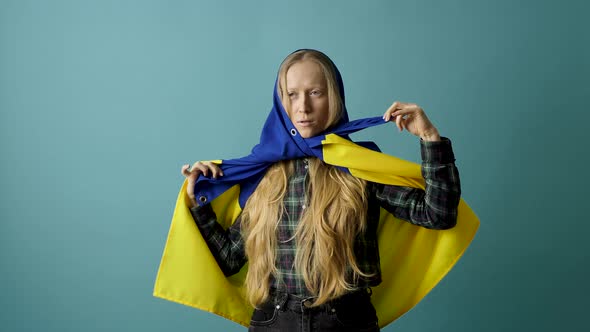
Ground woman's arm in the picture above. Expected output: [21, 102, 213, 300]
[189, 204, 247, 276]
[181, 161, 246, 276]
[373, 137, 461, 229]
[377, 101, 461, 229]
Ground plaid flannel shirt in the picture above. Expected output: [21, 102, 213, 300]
[190, 137, 460, 297]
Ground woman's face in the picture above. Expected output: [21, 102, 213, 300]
[285, 60, 330, 138]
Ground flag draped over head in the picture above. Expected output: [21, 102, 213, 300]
[153, 49, 480, 328]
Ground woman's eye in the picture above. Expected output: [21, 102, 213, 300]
[311, 90, 321, 96]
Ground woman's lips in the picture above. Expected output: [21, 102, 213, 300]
[297, 120, 314, 127]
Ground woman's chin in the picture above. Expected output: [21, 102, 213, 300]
[297, 128, 320, 139]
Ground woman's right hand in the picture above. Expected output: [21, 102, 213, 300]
[181, 161, 224, 208]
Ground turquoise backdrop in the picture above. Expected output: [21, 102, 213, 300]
[1, 0, 588, 331]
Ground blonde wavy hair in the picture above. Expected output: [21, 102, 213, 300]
[240, 50, 372, 307]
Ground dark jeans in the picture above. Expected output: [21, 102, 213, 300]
[248, 288, 380, 332]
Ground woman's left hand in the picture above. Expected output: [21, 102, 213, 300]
[383, 101, 441, 141]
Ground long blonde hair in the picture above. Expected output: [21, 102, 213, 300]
[241, 50, 372, 307]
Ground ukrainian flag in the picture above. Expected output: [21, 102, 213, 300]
[153, 54, 480, 328]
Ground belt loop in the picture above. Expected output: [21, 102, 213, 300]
[301, 295, 317, 311]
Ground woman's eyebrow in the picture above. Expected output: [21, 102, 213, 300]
[287, 85, 324, 91]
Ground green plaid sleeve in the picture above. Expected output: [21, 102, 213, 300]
[189, 204, 247, 276]
[374, 137, 461, 230]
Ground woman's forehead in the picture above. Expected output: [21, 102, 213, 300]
[286, 60, 326, 89]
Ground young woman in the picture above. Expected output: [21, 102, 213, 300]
[180, 49, 461, 331]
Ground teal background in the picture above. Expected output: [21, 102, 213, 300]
[1, 0, 588, 331]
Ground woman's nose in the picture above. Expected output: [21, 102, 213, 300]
[296, 95, 310, 113]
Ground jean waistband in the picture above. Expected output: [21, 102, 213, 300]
[266, 288, 372, 313]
